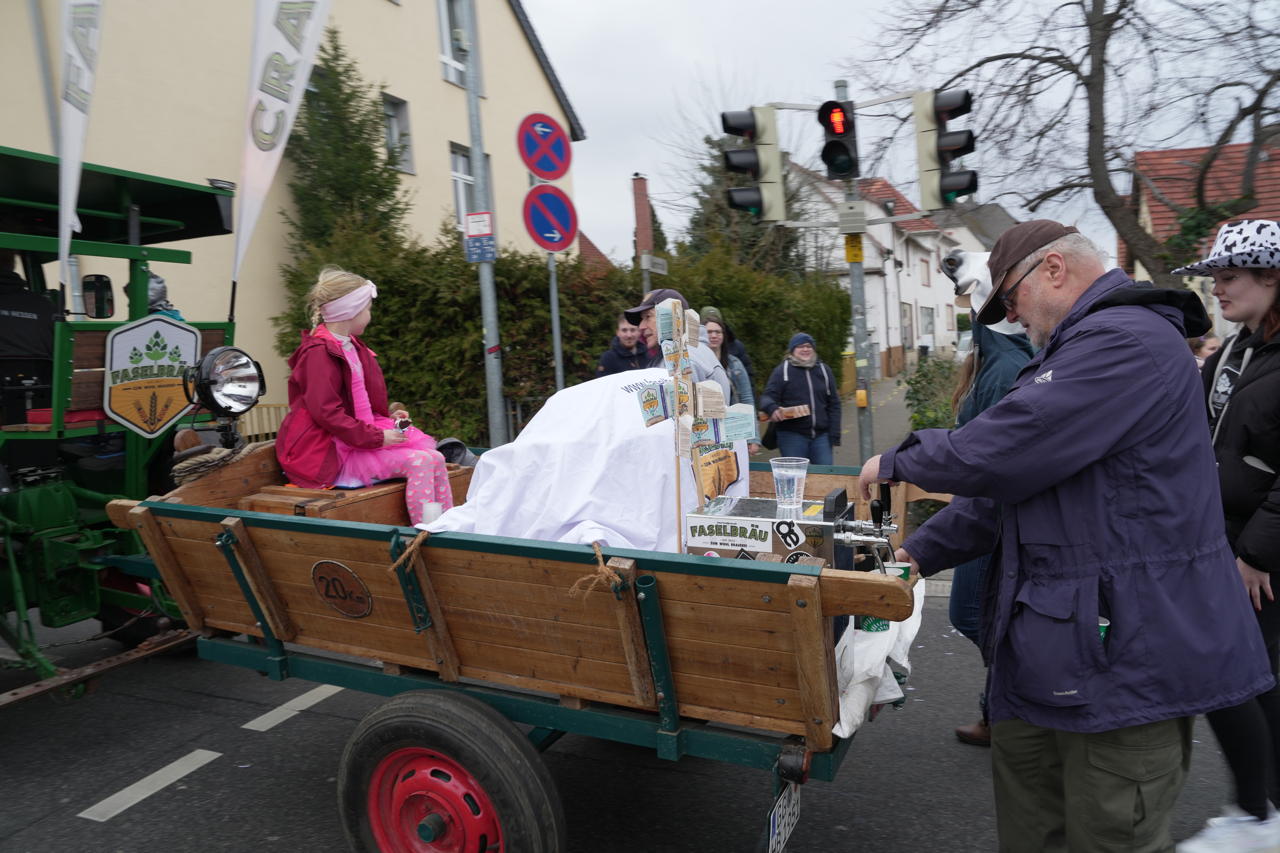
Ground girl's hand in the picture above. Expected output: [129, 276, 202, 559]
[1237, 557, 1274, 612]
[390, 408, 410, 421]
[748, 442, 762, 454]
[382, 429, 406, 447]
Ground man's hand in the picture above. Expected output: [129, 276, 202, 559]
[858, 453, 887, 501]
[769, 408, 785, 423]
[894, 547, 920, 579]
[1237, 556, 1274, 612]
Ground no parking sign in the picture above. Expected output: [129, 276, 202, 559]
[522, 184, 577, 252]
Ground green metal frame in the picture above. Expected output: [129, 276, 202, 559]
[141, 498, 862, 781]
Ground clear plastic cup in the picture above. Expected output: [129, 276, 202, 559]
[770, 457, 808, 510]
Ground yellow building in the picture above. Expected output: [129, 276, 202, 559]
[1, 0, 584, 400]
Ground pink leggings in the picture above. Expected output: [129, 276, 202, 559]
[384, 448, 453, 524]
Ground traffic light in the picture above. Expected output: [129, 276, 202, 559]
[913, 89, 978, 210]
[720, 106, 785, 222]
[816, 100, 858, 180]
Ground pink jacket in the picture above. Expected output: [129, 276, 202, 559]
[275, 327, 390, 488]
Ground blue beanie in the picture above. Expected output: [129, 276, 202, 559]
[788, 333, 815, 351]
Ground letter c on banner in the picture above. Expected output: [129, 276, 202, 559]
[251, 101, 284, 151]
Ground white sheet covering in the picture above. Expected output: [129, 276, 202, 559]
[423, 368, 918, 736]
[424, 369, 747, 549]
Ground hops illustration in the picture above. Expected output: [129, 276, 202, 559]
[129, 346, 143, 365]
[144, 331, 169, 362]
[167, 347, 183, 363]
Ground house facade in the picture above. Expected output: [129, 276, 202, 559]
[1, 0, 584, 400]
[1122, 138, 1280, 336]
[789, 164, 1010, 377]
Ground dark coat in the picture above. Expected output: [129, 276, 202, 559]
[276, 327, 389, 488]
[1202, 328, 1280, 573]
[886, 271, 1273, 732]
[595, 336, 647, 376]
[759, 358, 840, 444]
[956, 322, 1034, 426]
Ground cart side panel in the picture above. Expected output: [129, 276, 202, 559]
[636, 568, 810, 736]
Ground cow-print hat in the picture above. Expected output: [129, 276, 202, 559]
[1172, 219, 1280, 275]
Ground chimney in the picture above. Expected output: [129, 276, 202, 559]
[632, 174, 653, 265]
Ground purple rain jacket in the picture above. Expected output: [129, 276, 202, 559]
[884, 270, 1275, 733]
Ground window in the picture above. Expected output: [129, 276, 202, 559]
[920, 258, 931, 286]
[920, 306, 935, 335]
[382, 94, 414, 173]
[437, 0, 467, 86]
[900, 302, 916, 350]
[450, 144, 476, 227]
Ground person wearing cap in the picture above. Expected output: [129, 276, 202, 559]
[1172, 220, 1280, 852]
[623, 288, 730, 400]
[145, 273, 185, 320]
[856, 220, 1274, 851]
[759, 333, 841, 465]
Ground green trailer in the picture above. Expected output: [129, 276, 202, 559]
[0, 145, 257, 701]
[107, 448, 918, 852]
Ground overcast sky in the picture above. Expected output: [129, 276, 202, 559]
[518, 0, 1118, 265]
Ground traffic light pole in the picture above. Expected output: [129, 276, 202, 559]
[461, 0, 508, 445]
[834, 79, 875, 464]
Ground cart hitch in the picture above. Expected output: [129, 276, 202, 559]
[777, 743, 812, 784]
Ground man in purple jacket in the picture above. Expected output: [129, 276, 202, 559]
[858, 220, 1275, 852]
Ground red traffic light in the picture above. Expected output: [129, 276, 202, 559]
[817, 101, 854, 137]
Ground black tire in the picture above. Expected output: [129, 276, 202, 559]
[338, 690, 566, 853]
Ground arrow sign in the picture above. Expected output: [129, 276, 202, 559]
[517, 113, 572, 181]
[523, 184, 577, 252]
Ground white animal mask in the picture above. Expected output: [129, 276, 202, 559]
[941, 249, 1024, 337]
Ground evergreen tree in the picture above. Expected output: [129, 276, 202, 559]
[684, 135, 802, 277]
[272, 27, 412, 355]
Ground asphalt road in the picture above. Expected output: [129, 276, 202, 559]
[0, 594, 1232, 853]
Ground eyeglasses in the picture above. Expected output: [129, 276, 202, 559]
[998, 258, 1043, 312]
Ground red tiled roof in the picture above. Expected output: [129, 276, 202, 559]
[577, 232, 614, 277]
[855, 177, 938, 232]
[1133, 141, 1280, 255]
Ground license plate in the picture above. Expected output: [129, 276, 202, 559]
[767, 782, 801, 853]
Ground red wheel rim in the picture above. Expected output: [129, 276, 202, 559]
[367, 747, 503, 852]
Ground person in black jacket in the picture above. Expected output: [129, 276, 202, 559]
[1174, 219, 1280, 850]
[595, 313, 647, 377]
[759, 333, 840, 465]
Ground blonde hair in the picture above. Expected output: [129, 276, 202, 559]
[306, 266, 368, 327]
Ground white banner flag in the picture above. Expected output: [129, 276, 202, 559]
[58, 0, 103, 289]
[232, 0, 333, 281]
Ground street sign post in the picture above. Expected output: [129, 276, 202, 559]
[464, 211, 496, 263]
[517, 113, 572, 181]
[522, 184, 578, 252]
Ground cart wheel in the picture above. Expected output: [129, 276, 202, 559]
[338, 690, 566, 853]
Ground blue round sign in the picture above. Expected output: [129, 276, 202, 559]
[523, 185, 578, 252]
[517, 113, 572, 181]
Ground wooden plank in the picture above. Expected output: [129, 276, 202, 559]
[199, 329, 227, 353]
[749, 470, 859, 502]
[221, 518, 298, 642]
[163, 441, 283, 509]
[443, 607, 627, 664]
[664, 635, 798, 690]
[671, 669, 805, 723]
[430, 572, 618, 630]
[788, 574, 837, 751]
[904, 483, 952, 504]
[453, 637, 637, 695]
[411, 548, 461, 681]
[154, 515, 393, 564]
[71, 329, 109, 369]
[70, 370, 104, 409]
[609, 558, 655, 706]
[817, 569, 913, 621]
[106, 499, 138, 529]
[657, 599, 795, 652]
[633, 570, 791, 613]
[128, 505, 205, 632]
[458, 665, 645, 712]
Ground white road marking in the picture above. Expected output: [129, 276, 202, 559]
[77, 749, 221, 822]
[241, 684, 344, 732]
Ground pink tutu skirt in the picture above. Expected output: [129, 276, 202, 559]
[332, 416, 438, 488]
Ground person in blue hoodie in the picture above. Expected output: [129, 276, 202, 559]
[859, 220, 1274, 852]
[760, 333, 840, 465]
[944, 250, 1036, 748]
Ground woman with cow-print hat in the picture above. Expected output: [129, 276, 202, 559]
[1172, 219, 1280, 852]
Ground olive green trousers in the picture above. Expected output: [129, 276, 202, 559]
[991, 716, 1193, 852]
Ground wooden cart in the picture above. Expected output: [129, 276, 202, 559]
[108, 444, 916, 852]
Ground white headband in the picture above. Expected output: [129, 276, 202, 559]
[320, 280, 377, 322]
